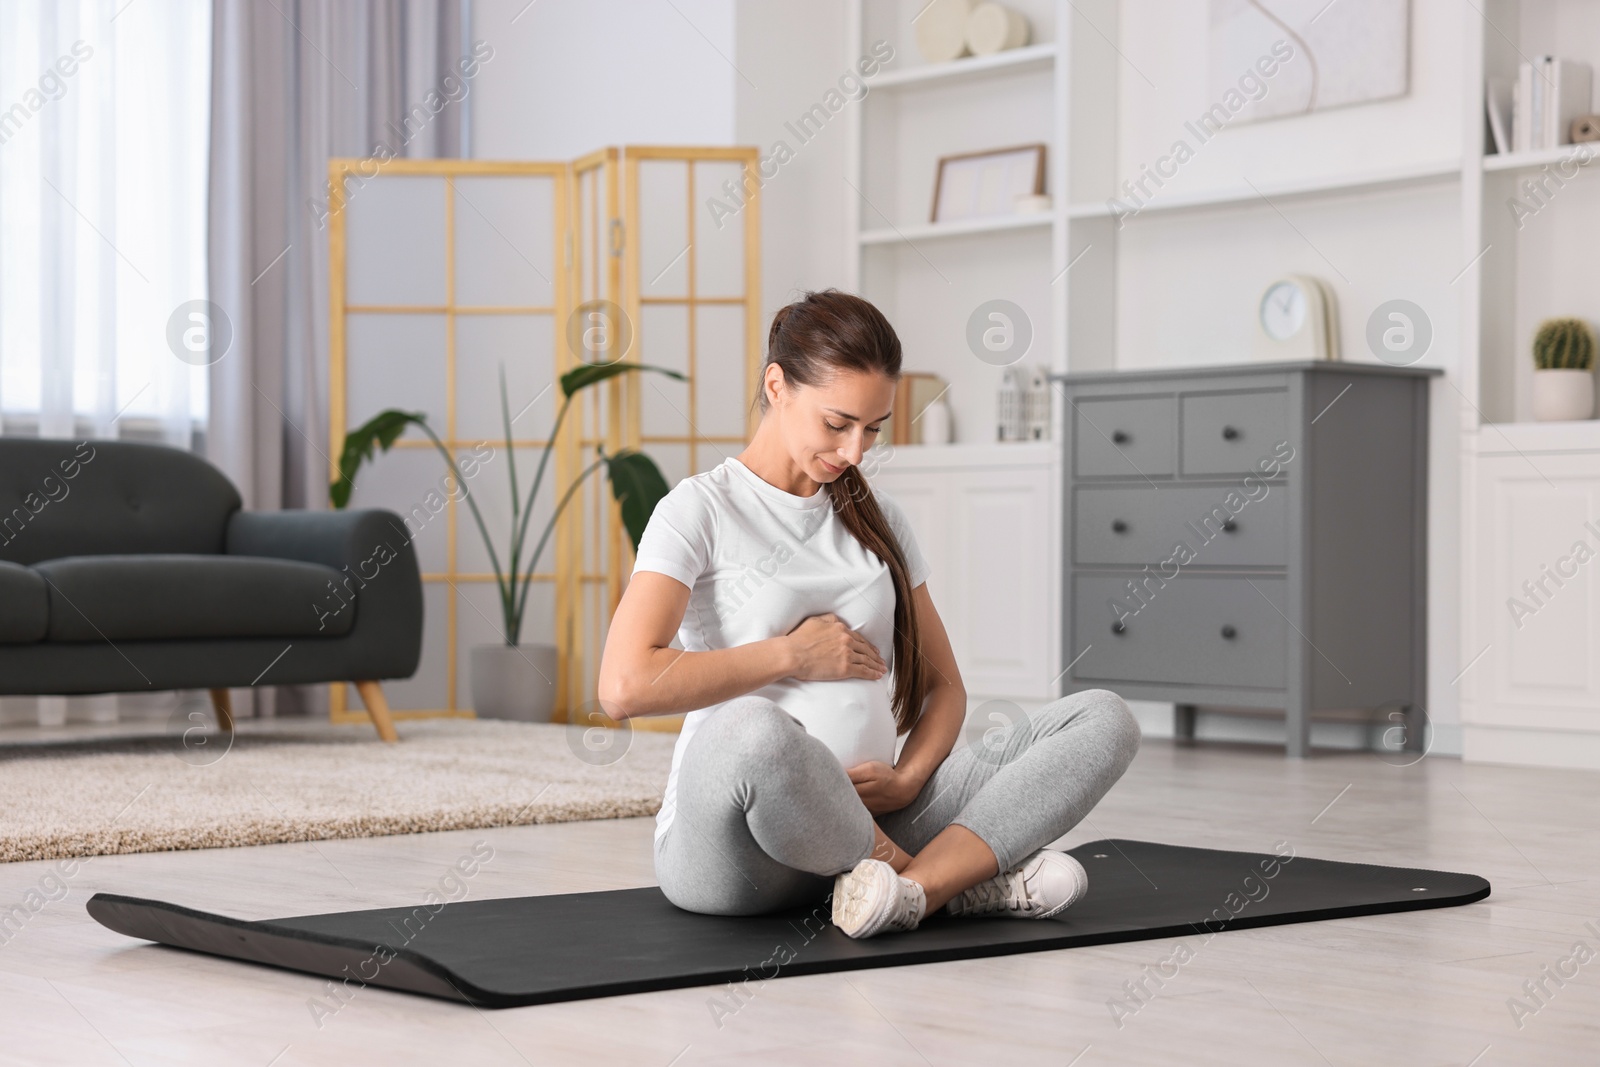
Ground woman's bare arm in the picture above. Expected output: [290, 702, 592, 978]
[596, 571, 888, 719]
[892, 582, 966, 785]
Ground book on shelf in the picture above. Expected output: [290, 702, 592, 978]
[1486, 77, 1511, 155]
[1547, 59, 1592, 149]
[881, 373, 946, 446]
[1513, 57, 1592, 152]
[1515, 58, 1539, 152]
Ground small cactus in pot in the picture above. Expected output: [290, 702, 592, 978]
[1533, 317, 1596, 370]
[1531, 317, 1597, 422]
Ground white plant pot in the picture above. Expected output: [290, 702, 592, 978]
[470, 643, 558, 721]
[1531, 368, 1596, 421]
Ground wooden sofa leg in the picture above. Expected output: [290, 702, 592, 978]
[208, 688, 235, 732]
[354, 680, 399, 743]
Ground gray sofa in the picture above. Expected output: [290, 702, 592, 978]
[0, 439, 422, 740]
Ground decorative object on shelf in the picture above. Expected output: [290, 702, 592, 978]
[333, 361, 683, 721]
[1514, 57, 1592, 151]
[1531, 316, 1596, 422]
[920, 393, 953, 444]
[965, 2, 1030, 57]
[1573, 115, 1600, 143]
[997, 364, 1049, 442]
[998, 366, 1024, 441]
[1485, 77, 1512, 155]
[1253, 273, 1338, 362]
[1014, 192, 1052, 213]
[915, 0, 974, 64]
[1023, 364, 1051, 440]
[1209, 0, 1410, 124]
[931, 143, 1046, 224]
[884, 373, 949, 445]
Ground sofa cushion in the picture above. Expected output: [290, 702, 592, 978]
[0, 560, 48, 643]
[0, 440, 241, 566]
[34, 555, 355, 642]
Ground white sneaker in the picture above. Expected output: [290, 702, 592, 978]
[945, 849, 1089, 919]
[831, 858, 926, 939]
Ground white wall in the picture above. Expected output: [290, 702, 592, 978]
[470, 0, 850, 359]
[733, 0, 852, 325]
[470, 0, 737, 158]
[1112, 0, 1463, 200]
[1108, 0, 1466, 373]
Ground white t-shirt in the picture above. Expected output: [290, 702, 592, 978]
[630, 456, 931, 842]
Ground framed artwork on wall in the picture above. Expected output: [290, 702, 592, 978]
[1208, 0, 1411, 123]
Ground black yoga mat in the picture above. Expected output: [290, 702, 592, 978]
[86, 839, 1488, 1009]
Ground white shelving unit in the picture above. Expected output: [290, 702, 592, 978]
[866, 40, 1058, 88]
[1468, 1, 1600, 430]
[857, 211, 1053, 245]
[845, 0, 1070, 450]
[1066, 158, 1460, 220]
[1460, 0, 1600, 768]
[1481, 144, 1599, 173]
[844, 0, 1600, 762]
[844, 0, 1070, 702]
[845, 0, 1600, 431]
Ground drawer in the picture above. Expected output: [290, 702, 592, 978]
[1070, 575, 1287, 689]
[1181, 390, 1290, 476]
[1074, 485, 1287, 566]
[1072, 396, 1175, 478]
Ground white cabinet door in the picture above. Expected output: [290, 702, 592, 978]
[1470, 452, 1600, 731]
[870, 460, 1057, 700]
[871, 472, 949, 612]
[946, 466, 1055, 698]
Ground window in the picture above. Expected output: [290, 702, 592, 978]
[0, 0, 211, 442]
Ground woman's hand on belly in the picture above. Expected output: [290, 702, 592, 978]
[846, 759, 922, 816]
[783, 613, 886, 682]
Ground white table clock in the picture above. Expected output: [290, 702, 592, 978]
[1254, 273, 1339, 361]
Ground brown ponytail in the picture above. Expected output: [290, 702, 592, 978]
[757, 289, 928, 735]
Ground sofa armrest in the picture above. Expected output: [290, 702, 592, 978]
[224, 508, 422, 679]
[225, 508, 411, 571]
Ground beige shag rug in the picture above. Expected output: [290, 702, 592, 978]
[0, 719, 675, 863]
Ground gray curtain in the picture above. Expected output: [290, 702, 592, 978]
[207, 0, 468, 717]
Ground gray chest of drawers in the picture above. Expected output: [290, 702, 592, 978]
[1053, 361, 1441, 757]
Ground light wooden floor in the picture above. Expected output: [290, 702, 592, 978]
[2, 734, 1597, 1066]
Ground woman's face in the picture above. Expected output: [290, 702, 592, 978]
[766, 364, 896, 486]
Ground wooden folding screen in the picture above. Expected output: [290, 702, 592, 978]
[327, 148, 760, 726]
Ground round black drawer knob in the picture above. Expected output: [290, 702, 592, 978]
[1222, 520, 1238, 533]
[1221, 425, 1240, 440]
[1111, 519, 1128, 534]
[1111, 430, 1130, 444]
[1111, 621, 1127, 635]
[1220, 624, 1238, 639]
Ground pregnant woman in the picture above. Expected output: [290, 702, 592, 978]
[598, 288, 1139, 939]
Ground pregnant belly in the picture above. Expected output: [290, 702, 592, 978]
[756, 676, 898, 770]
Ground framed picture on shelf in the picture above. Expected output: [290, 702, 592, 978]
[930, 143, 1046, 224]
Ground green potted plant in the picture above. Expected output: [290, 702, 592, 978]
[1532, 317, 1596, 422]
[331, 360, 682, 720]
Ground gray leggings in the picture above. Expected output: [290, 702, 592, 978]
[654, 688, 1141, 916]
